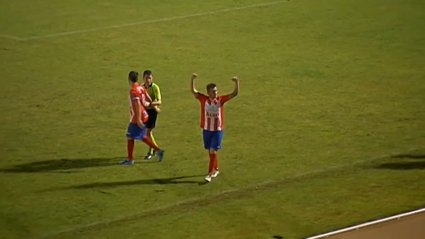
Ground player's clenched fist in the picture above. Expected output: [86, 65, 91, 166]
[191, 73, 198, 80]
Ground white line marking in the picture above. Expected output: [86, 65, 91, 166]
[25, 0, 288, 40]
[305, 208, 425, 239]
[0, 34, 25, 41]
[36, 148, 423, 239]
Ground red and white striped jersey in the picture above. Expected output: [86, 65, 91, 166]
[196, 93, 231, 131]
[129, 83, 149, 124]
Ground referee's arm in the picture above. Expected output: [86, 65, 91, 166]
[150, 84, 162, 106]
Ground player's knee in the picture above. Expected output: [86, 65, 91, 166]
[209, 149, 217, 154]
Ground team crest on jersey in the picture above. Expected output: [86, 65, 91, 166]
[205, 101, 220, 118]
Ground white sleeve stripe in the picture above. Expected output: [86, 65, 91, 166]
[132, 97, 140, 100]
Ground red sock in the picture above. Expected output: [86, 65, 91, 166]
[213, 154, 218, 171]
[208, 153, 215, 175]
[142, 136, 160, 151]
[127, 139, 135, 160]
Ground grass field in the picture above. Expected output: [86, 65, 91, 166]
[1, 0, 425, 238]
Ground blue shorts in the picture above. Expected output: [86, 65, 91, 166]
[126, 123, 146, 140]
[203, 130, 224, 150]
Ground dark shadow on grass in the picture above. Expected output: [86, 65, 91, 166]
[42, 175, 207, 192]
[38, 175, 208, 193]
[374, 161, 425, 170]
[73, 175, 207, 188]
[272, 236, 284, 239]
[0, 157, 154, 173]
[373, 152, 425, 170]
[391, 154, 425, 159]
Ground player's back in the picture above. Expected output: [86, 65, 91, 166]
[129, 83, 149, 123]
[130, 83, 142, 95]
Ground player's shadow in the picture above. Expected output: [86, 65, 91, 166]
[0, 157, 146, 173]
[391, 154, 425, 159]
[374, 161, 425, 170]
[374, 153, 425, 170]
[53, 175, 207, 191]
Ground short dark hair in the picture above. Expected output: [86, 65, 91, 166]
[206, 83, 217, 92]
[128, 71, 138, 82]
[143, 70, 152, 78]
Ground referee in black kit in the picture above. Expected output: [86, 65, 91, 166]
[142, 70, 162, 160]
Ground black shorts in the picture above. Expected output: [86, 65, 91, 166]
[145, 109, 158, 129]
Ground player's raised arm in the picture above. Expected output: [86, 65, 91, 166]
[229, 76, 240, 99]
[190, 73, 199, 97]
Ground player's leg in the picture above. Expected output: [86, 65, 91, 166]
[144, 110, 159, 159]
[210, 130, 224, 178]
[203, 130, 216, 182]
[141, 131, 164, 162]
[121, 123, 139, 165]
[144, 129, 155, 159]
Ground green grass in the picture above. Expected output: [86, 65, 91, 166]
[1, 0, 425, 238]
